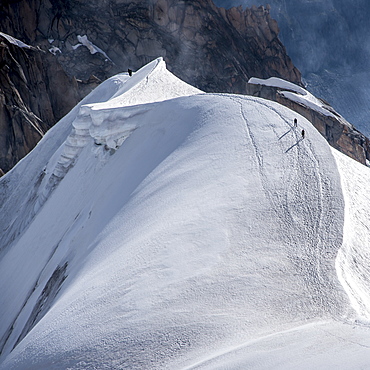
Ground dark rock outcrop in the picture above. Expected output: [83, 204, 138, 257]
[246, 82, 370, 165]
[0, 34, 80, 173]
[0, 0, 301, 174]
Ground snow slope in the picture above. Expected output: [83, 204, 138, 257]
[334, 149, 370, 319]
[1, 58, 370, 369]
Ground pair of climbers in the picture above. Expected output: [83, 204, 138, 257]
[293, 118, 305, 139]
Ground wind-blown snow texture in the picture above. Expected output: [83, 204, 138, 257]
[1, 58, 370, 369]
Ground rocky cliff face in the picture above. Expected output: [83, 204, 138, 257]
[0, 0, 301, 174]
[0, 34, 80, 174]
[31, 0, 302, 92]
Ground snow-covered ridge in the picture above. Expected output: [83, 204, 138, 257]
[249, 76, 339, 118]
[58, 56, 201, 158]
[36, 58, 201, 209]
[3, 58, 370, 369]
[249, 76, 307, 95]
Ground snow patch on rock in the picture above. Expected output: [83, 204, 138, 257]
[74, 35, 112, 62]
[0, 32, 35, 50]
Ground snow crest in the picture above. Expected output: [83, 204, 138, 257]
[36, 57, 201, 209]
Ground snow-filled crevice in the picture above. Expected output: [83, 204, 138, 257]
[13, 262, 68, 350]
[0, 256, 68, 360]
[73, 35, 113, 62]
[0, 32, 35, 50]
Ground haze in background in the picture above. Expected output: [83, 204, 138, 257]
[214, 0, 370, 135]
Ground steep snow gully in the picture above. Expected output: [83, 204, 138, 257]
[1, 58, 370, 369]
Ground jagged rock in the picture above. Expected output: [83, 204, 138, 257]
[0, 32, 81, 173]
[0, 0, 302, 174]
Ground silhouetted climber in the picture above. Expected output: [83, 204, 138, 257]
[128, 68, 132, 76]
[294, 118, 297, 127]
[301, 129, 305, 139]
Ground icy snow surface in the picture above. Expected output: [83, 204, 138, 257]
[1, 58, 370, 369]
